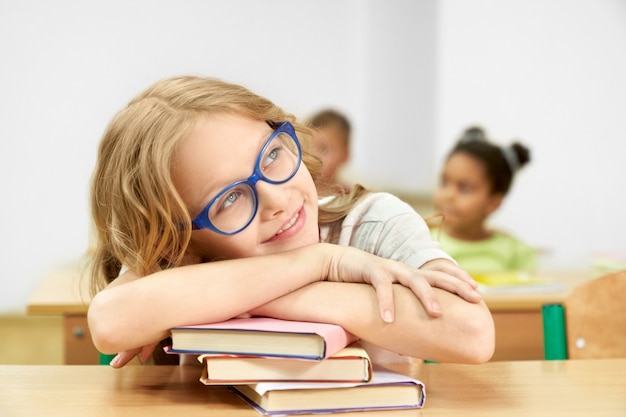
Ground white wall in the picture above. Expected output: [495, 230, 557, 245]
[0, 0, 436, 312]
[436, 0, 626, 270]
[1, 0, 624, 313]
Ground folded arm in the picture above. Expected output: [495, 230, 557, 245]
[88, 245, 327, 356]
[88, 243, 485, 366]
[250, 281, 495, 364]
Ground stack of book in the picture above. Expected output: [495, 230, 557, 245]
[169, 317, 425, 415]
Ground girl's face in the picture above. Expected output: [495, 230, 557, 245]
[313, 125, 349, 184]
[172, 113, 320, 261]
[433, 152, 502, 237]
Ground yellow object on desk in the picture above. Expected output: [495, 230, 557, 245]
[473, 271, 565, 294]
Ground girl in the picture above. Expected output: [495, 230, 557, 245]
[431, 126, 536, 275]
[87, 76, 494, 368]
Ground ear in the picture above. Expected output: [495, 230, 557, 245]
[485, 193, 504, 215]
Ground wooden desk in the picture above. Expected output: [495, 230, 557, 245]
[28, 267, 590, 364]
[26, 266, 97, 365]
[481, 270, 590, 361]
[1, 359, 624, 416]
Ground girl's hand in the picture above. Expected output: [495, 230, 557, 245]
[419, 258, 481, 301]
[321, 244, 481, 323]
[108, 341, 159, 368]
[107, 311, 254, 368]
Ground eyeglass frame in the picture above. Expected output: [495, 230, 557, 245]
[190, 121, 302, 235]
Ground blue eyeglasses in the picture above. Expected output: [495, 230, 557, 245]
[191, 121, 302, 235]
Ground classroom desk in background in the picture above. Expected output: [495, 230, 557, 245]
[480, 270, 589, 361]
[1, 359, 625, 416]
[27, 267, 591, 364]
[26, 267, 95, 364]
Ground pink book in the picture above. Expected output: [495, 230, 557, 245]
[169, 317, 358, 360]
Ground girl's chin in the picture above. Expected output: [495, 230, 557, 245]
[276, 228, 319, 249]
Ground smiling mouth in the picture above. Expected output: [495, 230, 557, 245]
[276, 212, 300, 236]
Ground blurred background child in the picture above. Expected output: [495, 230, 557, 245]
[430, 126, 536, 275]
[308, 109, 352, 194]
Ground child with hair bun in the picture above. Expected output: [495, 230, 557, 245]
[431, 126, 536, 275]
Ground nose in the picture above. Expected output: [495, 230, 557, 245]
[440, 181, 456, 199]
[441, 186, 453, 201]
[255, 180, 290, 220]
[434, 183, 455, 208]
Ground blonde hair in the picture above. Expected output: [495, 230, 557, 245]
[88, 76, 367, 295]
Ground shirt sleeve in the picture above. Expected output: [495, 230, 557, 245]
[336, 193, 455, 268]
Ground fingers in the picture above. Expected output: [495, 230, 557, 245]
[456, 285, 483, 303]
[369, 279, 396, 323]
[421, 259, 478, 289]
[422, 269, 482, 303]
[406, 275, 442, 318]
[330, 248, 480, 319]
[140, 342, 159, 362]
[109, 348, 140, 368]
[390, 262, 480, 316]
[370, 264, 444, 320]
[109, 342, 158, 368]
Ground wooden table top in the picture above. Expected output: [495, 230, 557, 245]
[480, 270, 591, 310]
[26, 265, 91, 315]
[1, 359, 624, 416]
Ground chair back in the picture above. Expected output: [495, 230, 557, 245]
[565, 270, 626, 359]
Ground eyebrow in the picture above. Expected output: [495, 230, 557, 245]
[201, 125, 276, 201]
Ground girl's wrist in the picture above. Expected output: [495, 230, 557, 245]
[306, 242, 334, 282]
[420, 258, 455, 269]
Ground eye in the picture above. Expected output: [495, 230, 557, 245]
[458, 182, 473, 194]
[217, 189, 243, 212]
[262, 144, 282, 170]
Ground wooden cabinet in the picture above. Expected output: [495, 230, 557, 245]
[27, 267, 98, 364]
[63, 314, 99, 364]
[489, 310, 544, 360]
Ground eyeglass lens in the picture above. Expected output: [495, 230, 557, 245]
[207, 131, 300, 233]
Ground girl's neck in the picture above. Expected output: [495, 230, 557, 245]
[445, 225, 492, 242]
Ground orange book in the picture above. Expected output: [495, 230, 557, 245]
[198, 341, 372, 384]
[169, 317, 358, 360]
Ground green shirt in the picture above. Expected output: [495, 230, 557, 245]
[430, 228, 537, 275]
